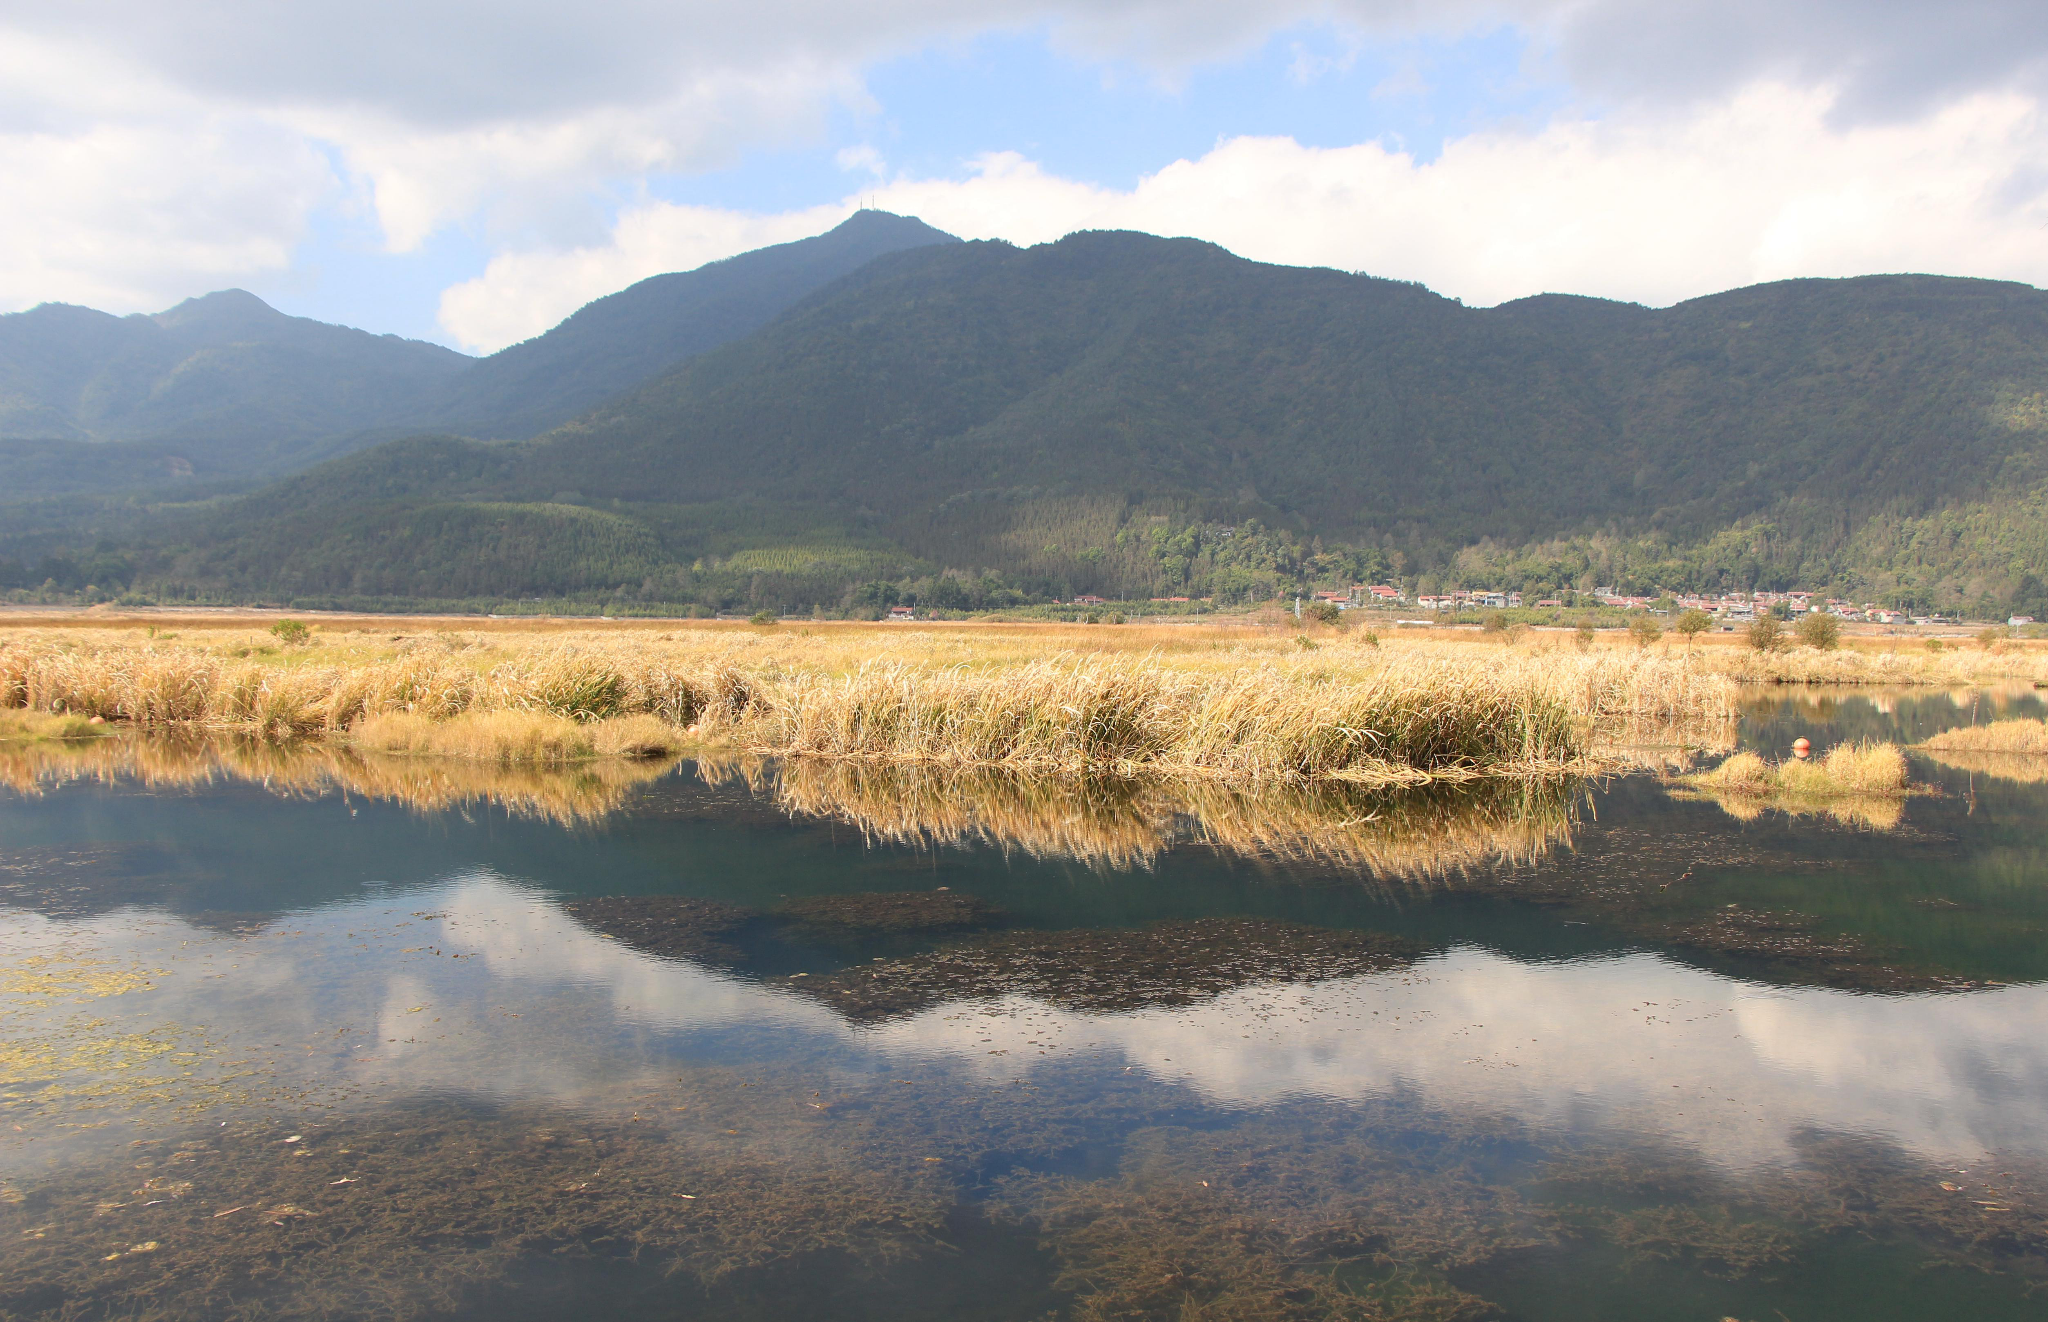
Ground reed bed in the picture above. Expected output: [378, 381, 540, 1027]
[0, 623, 1737, 784]
[350, 710, 685, 763]
[1915, 748, 2048, 785]
[1917, 717, 2048, 755]
[1913, 718, 2048, 786]
[756, 655, 1588, 783]
[1708, 642, 2048, 687]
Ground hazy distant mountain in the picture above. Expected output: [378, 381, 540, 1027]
[0, 210, 961, 493]
[0, 289, 468, 471]
[420, 209, 960, 439]
[147, 230, 2048, 615]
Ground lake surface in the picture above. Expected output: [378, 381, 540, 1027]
[3, 688, 2046, 1320]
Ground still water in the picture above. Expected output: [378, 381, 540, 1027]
[3, 689, 2046, 1320]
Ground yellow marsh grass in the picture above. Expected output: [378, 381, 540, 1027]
[350, 711, 683, 763]
[1678, 741, 1912, 829]
[0, 708, 105, 742]
[0, 626, 1735, 783]
[1915, 717, 2048, 784]
[1916, 748, 2048, 785]
[1710, 642, 2048, 687]
[714, 755, 1582, 878]
[756, 656, 1583, 783]
[1918, 718, 2048, 755]
[1699, 742, 1909, 796]
[0, 733, 676, 826]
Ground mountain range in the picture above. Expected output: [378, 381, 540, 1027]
[0, 210, 957, 491]
[4, 212, 2047, 618]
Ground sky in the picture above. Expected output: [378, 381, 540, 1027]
[3, 1, 2045, 355]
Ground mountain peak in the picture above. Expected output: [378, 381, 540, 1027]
[826, 210, 959, 244]
[150, 288, 289, 337]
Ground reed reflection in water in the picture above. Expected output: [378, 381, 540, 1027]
[717, 754, 1587, 879]
[0, 733, 679, 826]
[1, 733, 1597, 878]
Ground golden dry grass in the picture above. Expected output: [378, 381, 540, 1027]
[0, 619, 1738, 784]
[349, 710, 684, 763]
[1679, 741, 1913, 828]
[1705, 638, 2048, 686]
[1916, 749, 2048, 784]
[0, 708, 107, 742]
[1918, 717, 2048, 755]
[1698, 742, 1909, 796]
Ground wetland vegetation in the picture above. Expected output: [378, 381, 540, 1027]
[5, 627, 2048, 1321]
[1, 617, 1747, 785]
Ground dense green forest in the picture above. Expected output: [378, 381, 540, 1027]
[7, 224, 2048, 618]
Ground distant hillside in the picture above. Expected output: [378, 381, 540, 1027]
[418, 210, 959, 439]
[0, 290, 469, 482]
[520, 236, 2048, 545]
[27, 229, 2048, 618]
[0, 211, 960, 496]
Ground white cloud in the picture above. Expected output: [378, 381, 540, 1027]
[18, 881, 2047, 1178]
[7, 2, 2048, 321]
[437, 201, 859, 351]
[0, 35, 332, 314]
[836, 143, 889, 176]
[441, 80, 2048, 351]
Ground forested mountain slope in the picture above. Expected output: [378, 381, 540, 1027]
[521, 234, 2048, 549]
[417, 210, 959, 439]
[0, 211, 959, 494]
[28, 229, 2048, 615]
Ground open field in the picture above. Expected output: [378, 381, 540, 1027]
[0, 615, 1740, 784]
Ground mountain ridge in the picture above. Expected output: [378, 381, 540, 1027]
[8, 222, 2048, 617]
[0, 210, 961, 487]
[107, 232, 2048, 618]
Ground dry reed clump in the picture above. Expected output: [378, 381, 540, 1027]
[1695, 742, 1909, 797]
[350, 710, 684, 762]
[1677, 741, 1913, 828]
[354, 709, 596, 761]
[0, 708, 107, 742]
[750, 654, 1592, 783]
[1918, 717, 2048, 755]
